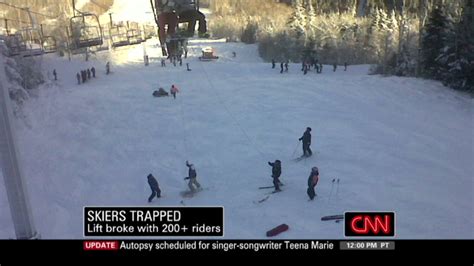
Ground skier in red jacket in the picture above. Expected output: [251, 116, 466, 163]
[307, 167, 319, 200]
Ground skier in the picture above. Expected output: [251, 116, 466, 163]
[285, 60, 289, 72]
[315, 64, 320, 74]
[76, 73, 81, 85]
[280, 62, 284, 74]
[272, 59, 276, 69]
[307, 167, 319, 200]
[186, 63, 191, 71]
[87, 69, 91, 79]
[53, 69, 57, 81]
[91, 67, 96, 78]
[344, 62, 348, 71]
[144, 55, 149, 66]
[147, 174, 161, 202]
[232, 51, 236, 58]
[184, 161, 201, 192]
[319, 63, 323, 73]
[333, 63, 337, 72]
[299, 127, 312, 157]
[81, 70, 87, 83]
[106, 62, 110, 75]
[161, 59, 166, 67]
[268, 160, 282, 192]
[170, 84, 179, 99]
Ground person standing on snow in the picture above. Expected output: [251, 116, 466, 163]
[307, 167, 319, 200]
[147, 174, 161, 202]
[170, 84, 179, 99]
[184, 161, 201, 192]
[299, 127, 312, 157]
[268, 160, 282, 192]
[76, 73, 81, 85]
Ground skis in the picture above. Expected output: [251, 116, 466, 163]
[292, 156, 306, 162]
[253, 190, 282, 204]
[254, 195, 270, 204]
[258, 183, 284, 189]
[321, 214, 344, 221]
[180, 187, 205, 198]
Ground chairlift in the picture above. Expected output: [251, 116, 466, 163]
[5, 33, 27, 56]
[150, 0, 207, 57]
[40, 25, 57, 53]
[126, 22, 143, 45]
[69, 13, 103, 49]
[110, 24, 129, 48]
[18, 27, 44, 57]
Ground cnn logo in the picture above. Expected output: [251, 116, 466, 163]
[345, 212, 395, 237]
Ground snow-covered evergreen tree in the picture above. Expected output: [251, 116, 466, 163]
[420, 7, 452, 78]
[288, 0, 307, 39]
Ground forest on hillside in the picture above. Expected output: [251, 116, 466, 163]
[209, 0, 473, 93]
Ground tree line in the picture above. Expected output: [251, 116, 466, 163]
[209, 0, 472, 93]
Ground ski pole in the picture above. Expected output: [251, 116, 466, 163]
[291, 141, 300, 158]
[336, 178, 340, 197]
[328, 178, 335, 203]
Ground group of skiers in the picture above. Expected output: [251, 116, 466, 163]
[271, 59, 349, 75]
[76, 67, 96, 85]
[147, 160, 201, 202]
[268, 127, 318, 200]
[160, 56, 191, 71]
[147, 126, 320, 202]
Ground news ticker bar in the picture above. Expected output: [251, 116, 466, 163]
[0, 240, 470, 259]
[83, 240, 396, 251]
[84, 207, 223, 237]
[83, 240, 337, 251]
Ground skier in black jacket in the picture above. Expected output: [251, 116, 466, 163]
[299, 127, 312, 157]
[185, 161, 201, 192]
[147, 174, 161, 202]
[268, 160, 282, 192]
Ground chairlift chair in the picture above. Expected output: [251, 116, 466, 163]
[18, 28, 44, 57]
[69, 13, 103, 50]
[42, 35, 57, 53]
[110, 25, 130, 48]
[5, 33, 27, 56]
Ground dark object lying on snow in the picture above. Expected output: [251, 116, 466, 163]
[153, 88, 169, 97]
[266, 224, 289, 237]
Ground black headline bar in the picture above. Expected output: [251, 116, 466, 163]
[84, 207, 223, 237]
